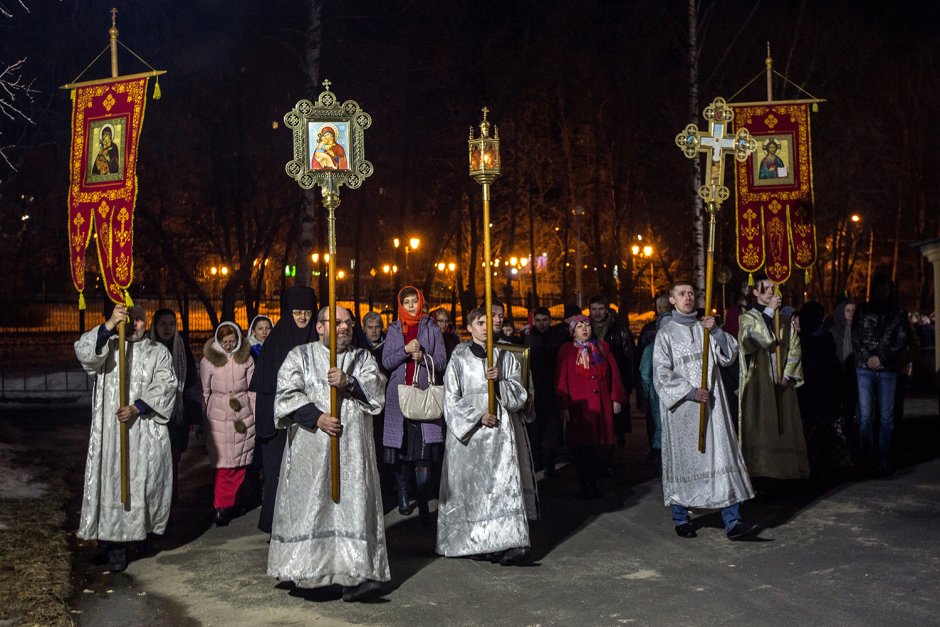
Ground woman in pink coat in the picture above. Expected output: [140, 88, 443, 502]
[556, 315, 626, 499]
[201, 322, 256, 526]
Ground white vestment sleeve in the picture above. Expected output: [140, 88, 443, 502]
[74, 326, 111, 375]
[653, 331, 695, 413]
[347, 350, 387, 416]
[274, 347, 314, 427]
[443, 356, 485, 443]
[138, 345, 178, 424]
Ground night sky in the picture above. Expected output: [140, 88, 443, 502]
[2, 0, 938, 311]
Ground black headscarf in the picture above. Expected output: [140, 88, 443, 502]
[250, 286, 318, 439]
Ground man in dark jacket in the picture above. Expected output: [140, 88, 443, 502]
[852, 274, 910, 475]
[525, 307, 566, 476]
[588, 295, 636, 447]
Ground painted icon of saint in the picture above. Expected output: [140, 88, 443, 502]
[758, 138, 785, 179]
[311, 126, 348, 170]
[94, 125, 120, 175]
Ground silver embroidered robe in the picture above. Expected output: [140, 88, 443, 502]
[74, 326, 177, 542]
[268, 342, 389, 588]
[437, 343, 533, 558]
[652, 319, 754, 509]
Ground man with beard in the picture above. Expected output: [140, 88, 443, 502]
[74, 304, 178, 572]
[249, 286, 318, 534]
[268, 306, 389, 602]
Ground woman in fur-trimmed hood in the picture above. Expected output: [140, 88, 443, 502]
[200, 321, 256, 525]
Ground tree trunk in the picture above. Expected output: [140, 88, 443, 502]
[687, 0, 705, 307]
[294, 0, 324, 290]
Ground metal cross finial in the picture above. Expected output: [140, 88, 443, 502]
[322, 79, 332, 92]
[481, 106, 489, 120]
[111, 7, 118, 27]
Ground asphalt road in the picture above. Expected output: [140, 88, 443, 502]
[5, 397, 938, 626]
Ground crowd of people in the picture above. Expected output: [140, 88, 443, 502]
[72, 273, 934, 600]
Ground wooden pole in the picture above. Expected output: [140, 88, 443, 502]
[109, 7, 131, 510]
[324, 181, 341, 504]
[118, 317, 130, 509]
[482, 182, 496, 415]
[697, 202, 718, 453]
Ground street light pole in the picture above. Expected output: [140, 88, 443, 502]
[574, 205, 585, 308]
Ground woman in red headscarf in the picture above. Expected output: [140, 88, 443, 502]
[381, 286, 447, 524]
[556, 315, 626, 498]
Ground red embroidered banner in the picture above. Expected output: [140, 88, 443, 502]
[68, 77, 149, 305]
[730, 101, 816, 284]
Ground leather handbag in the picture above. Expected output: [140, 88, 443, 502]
[398, 355, 444, 421]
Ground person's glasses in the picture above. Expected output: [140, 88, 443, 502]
[319, 318, 355, 328]
[220, 340, 237, 347]
[292, 310, 313, 317]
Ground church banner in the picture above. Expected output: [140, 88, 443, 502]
[730, 101, 816, 284]
[68, 76, 149, 305]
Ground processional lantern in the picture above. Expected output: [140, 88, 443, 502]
[674, 97, 756, 454]
[468, 107, 500, 415]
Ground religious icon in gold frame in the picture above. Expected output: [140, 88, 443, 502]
[86, 117, 126, 184]
[752, 134, 795, 187]
[284, 80, 373, 191]
[498, 343, 530, 390]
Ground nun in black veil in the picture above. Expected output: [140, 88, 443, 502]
[250, 286, 318, 533]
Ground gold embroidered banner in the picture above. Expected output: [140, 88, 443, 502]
[68, 77, 149, 305]
[730, 101, 816, 284]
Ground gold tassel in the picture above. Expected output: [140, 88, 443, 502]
[124, 291, 134, 307]
[805, 269, 810, 284]
[70, 89, 75, 102]
[812, 102, 818, 113]
[153, 78, 161, 100]
[78, 292, 86, 311]
[748, 273, 754, 287]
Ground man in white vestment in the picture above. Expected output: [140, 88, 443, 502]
[268, 306, 389, 602]
[652, 281, 761, 541]
[437, 306, 532, 565]
[74, 303, 178, 572]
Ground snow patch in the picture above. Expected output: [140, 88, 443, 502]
[0, 442, 48, 499]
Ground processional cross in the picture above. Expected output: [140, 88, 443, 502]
[674, 97, 756, 453]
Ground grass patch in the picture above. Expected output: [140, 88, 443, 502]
[0, 448, 79, 627]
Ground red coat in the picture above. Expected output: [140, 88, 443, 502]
[555, 340, 627, 447]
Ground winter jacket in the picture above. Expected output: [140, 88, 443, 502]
[851, 303, 910, 372]
[200, 324, 256, 468]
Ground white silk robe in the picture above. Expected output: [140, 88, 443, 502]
[436, 343, 533, 558]
[652, 319, 754, 509]
[268, 342, 389, 588]
[74, 326, 177, 542]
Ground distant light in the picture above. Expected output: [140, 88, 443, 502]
[643, 245, 653, 257]
[511, 268, 518, 276]
[851, 214, 861, 223]
[20, 214, 30, 221]
[382, 264, 391, 273]
[337, 270, 345, 279]
[448, 262, 456, 272]
[519, 257, 528, 267]
[220, 266, 229, 276]
[509, 257, 518, 266]
[437, 262, 446, 271]
[210, 267, 218, 276]
[637, 234, 643, 240]
[312, 253, 319, 263]
[271, 121, 279, 129]
[409, 237, 420, 250]
[631, 245, 640, 255]
[393, 238, 400, 248]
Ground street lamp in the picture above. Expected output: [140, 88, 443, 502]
[469, 106, 500, 415]
[573, 205, 586, 307]
[631, 240, 656, 303]
[852, 214, 874, 300]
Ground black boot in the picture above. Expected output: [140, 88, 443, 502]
[107, 544, 128, 573]
[395, 466, 414, 516]
[415, 463, 433, 527]
[214, 507, 232, 527]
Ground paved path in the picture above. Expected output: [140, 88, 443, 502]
[7, 398, 938, 626]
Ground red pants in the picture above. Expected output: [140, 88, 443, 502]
[214, 467, 246, 509]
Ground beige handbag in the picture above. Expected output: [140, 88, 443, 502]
[398, 355, 444, 421]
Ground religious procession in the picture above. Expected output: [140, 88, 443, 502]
[2, 2, 939, 625]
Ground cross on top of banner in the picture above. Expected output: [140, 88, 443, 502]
[675, 97, 756, 204]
